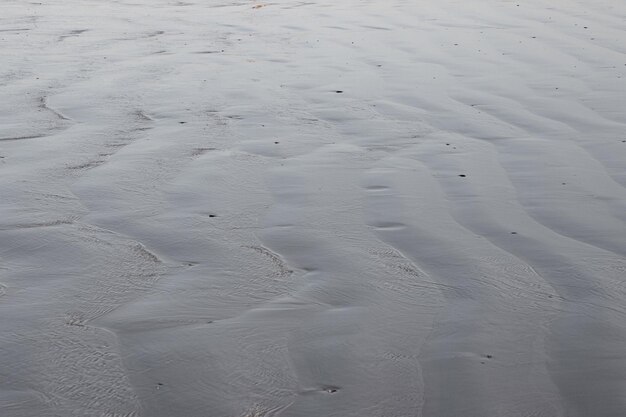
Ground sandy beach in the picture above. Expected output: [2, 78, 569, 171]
[1, 0, 626, 416]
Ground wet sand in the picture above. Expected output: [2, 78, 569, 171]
[1, 0, 626, 416]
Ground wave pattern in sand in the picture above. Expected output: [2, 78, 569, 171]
[1, 0, 625, 416]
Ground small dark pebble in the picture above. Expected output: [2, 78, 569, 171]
[511, 232, 517, 234]
[485, 354, 493, 359]
[335, 90, 343, 93]
[274, 141, 279, 144]
[179, 121, 186, 124]
[458, 174, 466, 177]
[446, 143, 450, 146]
[208, 214, 217, 218]
[157, 382, 163, 386]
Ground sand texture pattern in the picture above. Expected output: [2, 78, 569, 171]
[1, 0, 626, 416]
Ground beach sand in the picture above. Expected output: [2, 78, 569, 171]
[1, 0, 626, 416]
